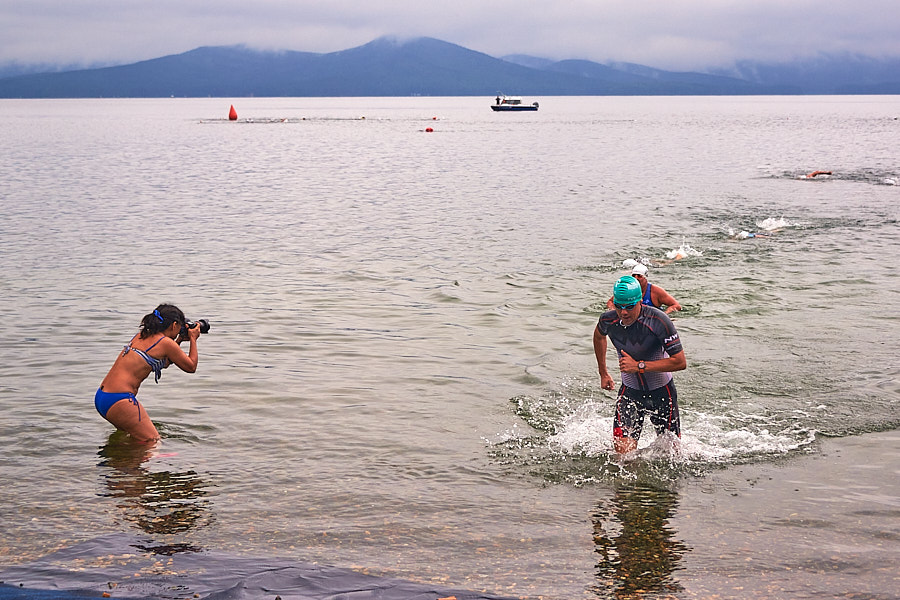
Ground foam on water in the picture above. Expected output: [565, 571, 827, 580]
[724, 215, 801, 239]
[494, 380, 823, 486]
[618, 240, 703, 270]
[545, 400, 814, 466]
[756, 216, 795, 230]
[663, 240, 702, 261]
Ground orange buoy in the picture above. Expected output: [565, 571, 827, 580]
[425, 127, 433, 132]
[228, 105, 237, 121]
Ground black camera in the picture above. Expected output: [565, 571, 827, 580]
[180, 318, 210, 338]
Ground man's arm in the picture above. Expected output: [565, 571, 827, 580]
[593, 326, 615, 390]
[619, 349, 686, 374]
[653, 285, 682, 314]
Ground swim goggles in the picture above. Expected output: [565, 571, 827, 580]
[614, 301, 639, 310]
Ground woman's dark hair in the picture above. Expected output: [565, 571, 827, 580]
[139, 304, 185, 338]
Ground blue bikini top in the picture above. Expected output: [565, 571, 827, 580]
[124, 335, 169, 383]
[641, 282, 654, 307]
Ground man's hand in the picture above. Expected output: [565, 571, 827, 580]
[619, 350, 639, 373]
[600, 372, 615, 390]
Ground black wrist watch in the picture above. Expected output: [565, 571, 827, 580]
[638, 361, 646, 374]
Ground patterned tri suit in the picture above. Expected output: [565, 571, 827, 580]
[597, 304, 683, 442]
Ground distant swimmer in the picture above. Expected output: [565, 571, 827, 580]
[607, 263, 682, 315]
[661, 240, 701, 264]
[620, 241, 700, 269]
[732, 230, 770, 240]
[594, 276, 687, 455]
[802, 170, 832, 179]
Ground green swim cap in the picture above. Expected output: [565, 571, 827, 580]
[613, 276, 642, 306]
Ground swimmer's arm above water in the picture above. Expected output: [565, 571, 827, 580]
[654, 288, 682, 314]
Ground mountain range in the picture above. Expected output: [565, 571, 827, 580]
[1, 36, 898, 98]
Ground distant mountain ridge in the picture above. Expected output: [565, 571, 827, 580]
[1, 36, 898, 98]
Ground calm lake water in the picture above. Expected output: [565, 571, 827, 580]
[1, 96, 898, 599]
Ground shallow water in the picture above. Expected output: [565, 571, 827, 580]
[1, 96, 898, 598]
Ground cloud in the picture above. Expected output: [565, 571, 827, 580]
[2, 0, 899, 71]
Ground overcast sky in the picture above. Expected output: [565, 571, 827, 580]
[3, 0, 899, 71]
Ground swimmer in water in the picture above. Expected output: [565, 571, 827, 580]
[607, 263, 682, 315]
[734, 230, 770, 239]
[95, 304, 201, 443]
[802, 170, 832, 179]
[621, 242, 696, 268]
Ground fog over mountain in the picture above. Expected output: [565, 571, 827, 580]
[1, 37, 898, 98]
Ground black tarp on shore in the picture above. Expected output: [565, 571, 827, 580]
[0, 534, 519, 600]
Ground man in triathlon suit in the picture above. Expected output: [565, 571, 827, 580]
[606, 263, 682, 315]
[594, 276, 687, 454]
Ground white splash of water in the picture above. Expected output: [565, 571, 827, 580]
[756, 216, 794, 230]
[724, 216, 800, 239]
[547, 404, 813, 464]
[665, 239, 702, 261]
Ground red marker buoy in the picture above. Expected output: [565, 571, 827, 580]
[228, 105, 237, 121]
[425, 127, 433, 132]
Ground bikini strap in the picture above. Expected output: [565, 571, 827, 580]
[127, 395, 141, 421]
[125, 333, 165, 352]
[123, 333, 138, 354]
[144, 335, 166, 352]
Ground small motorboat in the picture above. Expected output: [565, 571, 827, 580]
[491, 94, 539, 111]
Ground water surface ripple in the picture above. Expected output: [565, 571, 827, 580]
[1, 96, 898, 599]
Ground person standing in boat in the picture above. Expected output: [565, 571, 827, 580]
[95, 304, 200, 443]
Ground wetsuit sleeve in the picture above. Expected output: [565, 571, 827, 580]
[656, 312, 683, 355]
[597, 311, 616, 336]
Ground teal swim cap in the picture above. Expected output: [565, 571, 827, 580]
[613, 276, 642, 306]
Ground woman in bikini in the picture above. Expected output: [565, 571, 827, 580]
[95, 304, 200, 443]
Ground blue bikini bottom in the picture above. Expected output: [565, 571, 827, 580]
[95, 387, 139, 419]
